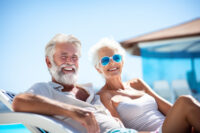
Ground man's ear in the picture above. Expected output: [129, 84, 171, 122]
[95, 66, 102, 74]
[46, 56, 52, 68]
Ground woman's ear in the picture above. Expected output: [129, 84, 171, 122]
[95, 65, 102, 74]
[46, 56, 52, 68]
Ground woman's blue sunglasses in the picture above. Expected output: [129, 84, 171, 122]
[100, 54, 122, 66]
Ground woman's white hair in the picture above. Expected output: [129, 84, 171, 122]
[89, 38, 126, 68]
[45, 33, 81, 61]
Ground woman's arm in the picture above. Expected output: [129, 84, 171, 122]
[99, 91, 122, 120]
[12, 93, 100, 133]
[129, 78, 172, 116]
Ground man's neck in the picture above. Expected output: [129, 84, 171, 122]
[52, 79, 75, 92]
[52, 79, 90, 101]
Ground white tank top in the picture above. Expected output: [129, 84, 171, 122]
[117, 93, 165, 131]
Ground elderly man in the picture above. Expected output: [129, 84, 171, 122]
[12, 34, 139, 133]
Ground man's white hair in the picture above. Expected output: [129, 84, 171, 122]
[45, 33, 81, 85]
[89, 38, 126, 68]
[45, 33, 81, 61]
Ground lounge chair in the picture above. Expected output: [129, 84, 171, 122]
[172, 79, 200, 101]
[172, 79, 192, 98]
[0, 89, 86, 133]
[153, 80, 175, 103]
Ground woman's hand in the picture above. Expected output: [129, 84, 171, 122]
[129, 78, 172, 115]
[129, 78, 150, 92]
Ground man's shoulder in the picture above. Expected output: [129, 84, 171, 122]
[25, 82, 55, 97]
[27, 82, 54, 92]
[31, 82, 52, 88]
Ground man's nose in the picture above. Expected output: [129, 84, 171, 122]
[65, 57, 74, 64]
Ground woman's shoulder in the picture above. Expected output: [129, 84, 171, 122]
[97, 88, 114, 99]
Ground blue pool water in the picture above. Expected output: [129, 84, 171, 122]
[0, 124, 31, 133]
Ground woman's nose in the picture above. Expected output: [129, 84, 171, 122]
[109, 58, 115, 65]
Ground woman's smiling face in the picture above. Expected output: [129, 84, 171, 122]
[96, 46, 124, 79]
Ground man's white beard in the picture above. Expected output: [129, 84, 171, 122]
[49, 61, 78, 85]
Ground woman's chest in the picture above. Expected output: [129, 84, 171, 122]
[110, 89, 145, 107]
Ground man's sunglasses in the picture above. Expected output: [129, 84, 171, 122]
[100, 54, 122, 66]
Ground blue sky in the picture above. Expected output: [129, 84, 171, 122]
[1, 0, 200, 93]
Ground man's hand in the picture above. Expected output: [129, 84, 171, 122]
[71, 107, 100, 133]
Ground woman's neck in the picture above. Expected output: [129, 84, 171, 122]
[104, 76, 125, 90]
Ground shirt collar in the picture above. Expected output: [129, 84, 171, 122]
[48, 81, 64, 91]
[48, 81, 95, 103]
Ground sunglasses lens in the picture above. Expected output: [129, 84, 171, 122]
[101, 57, 110, 66]
[113, 54, 122, 62]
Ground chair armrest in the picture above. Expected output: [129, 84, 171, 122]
[0, 112, 86, 133]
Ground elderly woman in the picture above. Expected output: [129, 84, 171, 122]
[89, 38, 200, 133]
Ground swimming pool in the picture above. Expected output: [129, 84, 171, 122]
[0, 124, 31, 133]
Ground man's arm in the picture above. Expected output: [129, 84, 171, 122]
[12, 93, 100, 133]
